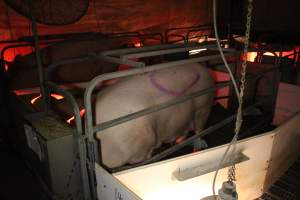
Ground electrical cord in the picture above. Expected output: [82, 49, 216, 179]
[211, 0, 249, 199]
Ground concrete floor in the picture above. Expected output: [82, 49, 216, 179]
[0, 129, 48, 200]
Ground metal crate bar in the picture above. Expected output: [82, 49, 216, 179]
[112, 103, 259, 172]
[100, 42, 201, 56]
[120, 44, 216, 59]
[93, 82, 229, 133]
[84, 52, 234, 142]
[46, 81, 91, 200]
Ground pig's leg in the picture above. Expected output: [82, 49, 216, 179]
[127, 123, 156, 164]
[192, 105, 211, 150]
[195, 104, 212, 132]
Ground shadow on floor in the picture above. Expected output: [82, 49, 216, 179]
[0, 132, 48, 200]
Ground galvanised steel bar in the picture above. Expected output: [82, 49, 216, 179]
[46, 81, 91, 200]
[100, 42, 201, 56]
[46, 43, 217, 81]
[99, 54, 145, 68]
[84, 53, 234, 143]
[93, 82, 230, 133]
[85, 64, 278, 149]
[112, 103, 260, 172]
[30, 13, 48, 112]
[120, 44, 216, 59]
[46, 53, 145, 81]
[165, 24, 213, 43]
[47, 56, 93, 80]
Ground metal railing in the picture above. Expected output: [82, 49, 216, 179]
[46, 81, 90, 200]
[82, 42, 238, 199]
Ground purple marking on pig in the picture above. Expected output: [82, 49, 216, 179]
[149, 72, 200, 96]
[95, 63, 214, 168]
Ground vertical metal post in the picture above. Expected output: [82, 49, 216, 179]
[29, 4, 48, 112]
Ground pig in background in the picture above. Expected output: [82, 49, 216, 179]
[95, 62, 215, 168]
[7, 36, 131, 89]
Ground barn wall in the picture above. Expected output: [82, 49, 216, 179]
[218, 0, 300, 42]
[0, 0, 213, 41]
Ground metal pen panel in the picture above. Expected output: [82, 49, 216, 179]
[46, 81, 90, 200]
[120, 44, 216, 59]
[84, 53, 234, 143]
[93, 82, 230, 133]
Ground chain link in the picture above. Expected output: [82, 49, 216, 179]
[228, 0, 253, 183]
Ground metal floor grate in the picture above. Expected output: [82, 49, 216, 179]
[259, 158, 300, 200]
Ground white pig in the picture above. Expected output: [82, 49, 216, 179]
[95, 62, 214, 168]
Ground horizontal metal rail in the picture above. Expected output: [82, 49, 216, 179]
[94, 82, 230, 133]
[106, 32, 164, 44]
[47, 43, 201, 78]
[85, 63, 279, 149]
[112, 103, 259, 172]
[81, 43, 279, 196]
[46, 81, 90, 200]
[84, 52, 235, 141]
[120, 44, 216, 59]
[100, 42, 201, 56]
[165, 24, 213, 43]
[98, 66, 271, 127]
[47, 56, 93, 79]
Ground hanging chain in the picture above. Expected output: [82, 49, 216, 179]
[228, 0, 253, 183]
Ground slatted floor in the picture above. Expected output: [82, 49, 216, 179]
[259, 157, 300, 200]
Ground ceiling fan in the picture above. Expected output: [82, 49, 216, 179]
[4, 0, 90, 25]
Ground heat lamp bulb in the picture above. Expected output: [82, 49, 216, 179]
[200, 181, 238, 200]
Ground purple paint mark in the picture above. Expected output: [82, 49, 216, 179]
[149, 71, 200, 97]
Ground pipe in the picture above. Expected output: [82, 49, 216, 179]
[46, 81, 91, 200]
[112, 103, 259, 172]
[94, 82, 230, 133]
[30, 12, 48, 112]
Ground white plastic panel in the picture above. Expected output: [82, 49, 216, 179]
[109, 133, 275, 200]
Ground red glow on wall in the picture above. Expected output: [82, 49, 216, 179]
[4, 63, 9, 71]
[247, 52, 258, 62]
[134, 42, 142, 48]
[13, 90, 35, 96]
[0, 45, 34, 71]
[247, 48, 300, 63]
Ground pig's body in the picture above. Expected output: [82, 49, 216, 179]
[95, 63, 214, 168]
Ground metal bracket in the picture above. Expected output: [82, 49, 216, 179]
[173, 152, 249, 181]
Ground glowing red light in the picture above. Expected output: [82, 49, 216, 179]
[30, 94, 42, 104]
[30, 93, 64, 104]
[246, 52, 257, 62]
[175, 135, 186, 144]
[134, 42, 142, 48]
[66, 109, 86, 124]
[50, 94, 64, 100]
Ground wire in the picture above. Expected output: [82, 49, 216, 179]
[211, 0, 244, 199]
[212, 1, 240, 98]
